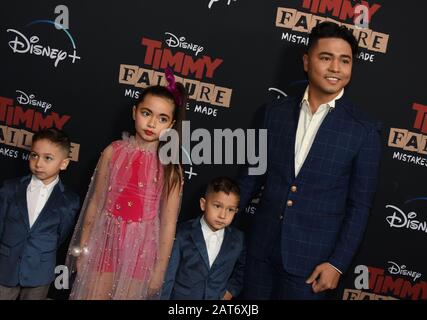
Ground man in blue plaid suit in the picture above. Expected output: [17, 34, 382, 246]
[238, 22, 381, 299]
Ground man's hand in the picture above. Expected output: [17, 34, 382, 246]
[305, 263, 341, 293]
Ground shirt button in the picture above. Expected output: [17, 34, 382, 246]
[287, 200, 293, 207]
[279, 215, 283, 220]
[291, 186, 297, 193]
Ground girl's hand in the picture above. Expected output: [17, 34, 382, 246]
[147, 270, 164, 298]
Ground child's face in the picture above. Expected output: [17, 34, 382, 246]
[29, 139, 70, 185]
[200, 191, 239, 232]
[133, 94, 175, 144]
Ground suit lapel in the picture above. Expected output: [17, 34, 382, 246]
[211, 227, 234, 270]
[296, 101, 342, 177]
[31, 181, 63, 229]
[16, 176, 31, 230]
[277, 98, 300, 182]
[289, 99, 302, 180]
[191, 218, 210, 269]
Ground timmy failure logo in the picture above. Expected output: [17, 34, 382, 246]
[343, 262, 426, 300]
[119, 31, 234, 117]
[388, 102, 427, 168]
[6, 20, 81, 67]
[275, 0, 389, 62]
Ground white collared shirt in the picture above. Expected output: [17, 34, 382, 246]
[200, 216, 225, 268]
[26, 175, 59, 228]
[294, 87, 344, 275]
[294, 86, 344, 177]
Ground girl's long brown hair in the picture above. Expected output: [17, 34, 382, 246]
[134, 83, 187, 198]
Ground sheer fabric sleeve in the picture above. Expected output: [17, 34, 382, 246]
[149, 175, 183, 297]
[65, 144, 113, 275]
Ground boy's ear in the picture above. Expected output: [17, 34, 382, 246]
[199, 197, 206, 211]
[60, 158, 70, 171]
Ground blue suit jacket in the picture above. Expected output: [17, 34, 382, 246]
[0, 175, 79, 287]
[239, 95, 381, 277]
[161, 218, 245, 300]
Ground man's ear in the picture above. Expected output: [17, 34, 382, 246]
[200, 197, 206, 211]
[303, 53, 309, 73]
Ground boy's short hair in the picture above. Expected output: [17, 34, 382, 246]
[205, 177, 240, 198]
[32, 128, 71, 156]
[308, 21, 359, 57]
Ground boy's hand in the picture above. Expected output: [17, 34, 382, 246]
[305, 262, 341, 293]
[222, 290, 233, 300]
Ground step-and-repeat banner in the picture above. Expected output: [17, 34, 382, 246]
[0, 0, 426, 300]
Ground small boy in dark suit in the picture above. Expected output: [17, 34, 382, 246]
[162, 176, 245, 300]
[0, 128, 79, 300]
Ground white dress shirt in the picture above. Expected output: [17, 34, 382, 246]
[26, 175, 59, 228]
[294, 87, 344, 275]
[200, 216, 224, 268]
[294, 86, 344, 177]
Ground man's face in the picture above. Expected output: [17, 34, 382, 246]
[303, 37, 353, 100]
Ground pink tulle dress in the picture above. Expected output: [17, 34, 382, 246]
[66, 136, 166, 299]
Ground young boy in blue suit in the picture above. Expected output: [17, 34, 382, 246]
[161, 177, 245, 300]
[0, 128, 80, 300]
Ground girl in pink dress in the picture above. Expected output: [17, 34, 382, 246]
[66, 69, 186, 299]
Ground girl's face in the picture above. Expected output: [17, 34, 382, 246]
[133, 94, 175, 145]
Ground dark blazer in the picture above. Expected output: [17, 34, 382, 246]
[161, 217, 245, 300]
[239, 95, 381, 277]
[0, 175, 79, 287]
